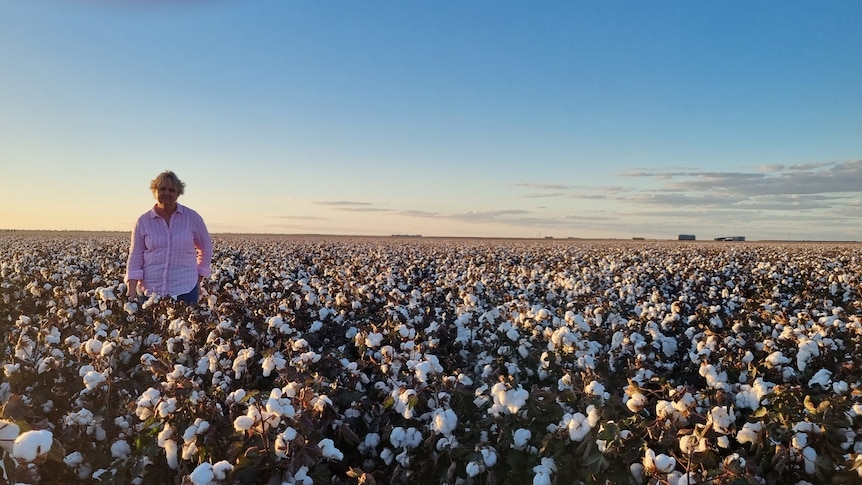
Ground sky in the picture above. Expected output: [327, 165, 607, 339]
[1, 1, 861, 241]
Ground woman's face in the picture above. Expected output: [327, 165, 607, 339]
[154, 180, 179, 207]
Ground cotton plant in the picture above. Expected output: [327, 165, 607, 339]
[4, 234, 862, 484]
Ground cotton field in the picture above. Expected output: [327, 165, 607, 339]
[1, 232, 861, 485]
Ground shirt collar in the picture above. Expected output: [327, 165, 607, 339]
[148, 203, 185, 218]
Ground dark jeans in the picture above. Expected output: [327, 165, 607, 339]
[175, 282, 200, 305]
[137, 282, 199, 306]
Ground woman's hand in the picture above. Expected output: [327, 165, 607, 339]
[127, 279, 140, 299]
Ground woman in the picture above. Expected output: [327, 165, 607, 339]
[125, 170, 213, 305]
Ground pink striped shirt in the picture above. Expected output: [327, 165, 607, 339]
[125, 203, 213, 298]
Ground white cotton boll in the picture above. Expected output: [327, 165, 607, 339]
[679, 434, 708, 454]
[212, 460, 232, 480]
[668, 471, 698, 485]
[13, 429, 53, 462]
[292, 465, 314, 485]
[717, 435, 730, 448]
[82, 369, 107, 391]
[3, 363, 20, 377]
[736, 422, 763, 445]
[644, 448, 676, 474]
[832, 380, 848, 394]
[380, 447, 394, 465]
[414, 361, 432, 383]
[626, 392, 647, 413]
[0, 419, 20, 452]
[430, 408, 458, 436]
[390, 427, 406, 448]
[63, 450, 85, 466]
[532, 457, 557, 485]
[232, 348, 255, 378]
[111, 440, 131, 459]
[234, 415, 255, 432]
[157, 397, 178, 418]
[673, 393, 696, 413]
[708, 406, 734, 435]
[404, 427, 422, 448]
[802, 446, 817, 474]
[792, 432, 808, 449]
[260, 353, 286, 377]
[164, 439, 178, 469]
[274, 427, 297, 459]
[317, 438, 343, 460]
[630, 463, 645, 485]
[92, 469, 111, 481]
[585, 380, 607, 400]
[189, 463, 214, 485]
[84, 338, 103, 355]
[365, 332, 384, 348]
[481, 447, 497, 467]
[312, 394, 332, 413]
[562, 412, 591, 442]
[100, 341, 116, 357]
[157, 425, 174, 447]
[796, 339, 820, 371]
[466, 461, 482, 477]
[765, 351, 790, 367]
[808, 368, 831, 388]
[512, 428, 531, 449]
[656, 400, 678, 420]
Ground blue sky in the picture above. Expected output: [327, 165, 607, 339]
[2, 1, 860, 240]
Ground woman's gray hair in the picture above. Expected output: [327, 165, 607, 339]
[150, 170, 186, 195]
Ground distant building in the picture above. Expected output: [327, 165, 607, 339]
[678, 234, 696, 241]
[714, 236, 745, 241]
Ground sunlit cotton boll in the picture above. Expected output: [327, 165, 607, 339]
[585, 380, 609, 401]
[679, 434, 708, 455]
[234, 415, 255, 432]
[82, 369, 107, 391]
[561, 412, 592, 442]
[430, 408, 458, 436]
[189, 463, 215, 485]
[736, 423, 763, 444]
[13, 429, 54, 462]
[708, 406, 734, 434]
[260, 352, 286, 377]
[84, 338, 103, 356]
[232, 348, 255, 378]
[364, 332, 384, 348]
[626, 392, 647, 413]
[188, 461, 233, 485]
[489, 383, 529, 415]
[318, 438, 343, 460]
[644, 448, 676, 474]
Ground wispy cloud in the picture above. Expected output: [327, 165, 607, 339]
[512, 183, 577, 190]
[313, 201, 375, 206]
[625, 160, 862, 198]
[268, 215, 328, 220]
